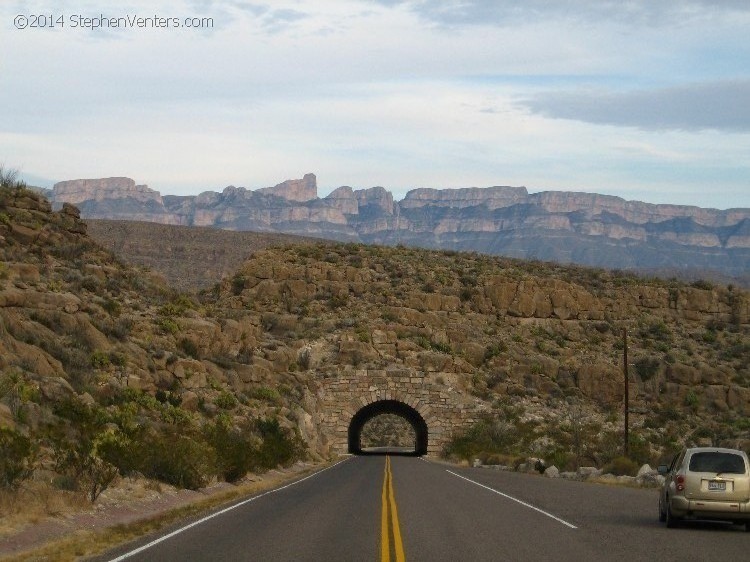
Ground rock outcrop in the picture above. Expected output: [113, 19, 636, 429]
[256, 173, 318, 202]
[46, 174, 750, 283]
[53, 177, 163, 206]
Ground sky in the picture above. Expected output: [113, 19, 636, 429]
[2, 0, 749, 209]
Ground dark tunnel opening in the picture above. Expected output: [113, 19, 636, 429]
[348, 400, 428, 456]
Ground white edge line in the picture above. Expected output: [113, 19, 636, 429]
[107, 458, 351, 561]
[446, 470, 578, 530]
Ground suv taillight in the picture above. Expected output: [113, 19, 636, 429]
[676, 475, 685, 492]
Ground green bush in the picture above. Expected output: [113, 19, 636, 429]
[158, 317, 179, 334]
[53, 433, 119, 501]
[231, 274, 247, 296]
[634, 357, 660, 381]
[179, 338, 199, 358]
[443, 418, 518, 461]
[138, 430, 217, 489]
[205, 418, 257, 483]
[686, 390, 700, 409]
[90, 350, 111, 369]
[0, 427, 34, 489]
[250, 386, 282, 404]
[603, 456, 639, 476]
[255, 418, 305, 469]
[215, 391, 238, 410]
[102, 298, 121, 317]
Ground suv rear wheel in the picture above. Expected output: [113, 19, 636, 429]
[665, 501, 680, 529]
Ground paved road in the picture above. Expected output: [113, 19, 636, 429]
[100, 455, 749, 562]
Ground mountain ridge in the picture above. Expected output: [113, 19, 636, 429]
[42, 174, 750, 281]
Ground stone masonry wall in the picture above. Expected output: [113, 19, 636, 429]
[314, 367, 484, 456]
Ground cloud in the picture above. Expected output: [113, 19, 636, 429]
[519, 81, 750, 132]
[368, 0, 750, 27]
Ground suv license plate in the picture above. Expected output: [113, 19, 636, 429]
[708, 481, 726, 491]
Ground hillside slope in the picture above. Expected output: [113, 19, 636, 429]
[85, 220, 321, 291]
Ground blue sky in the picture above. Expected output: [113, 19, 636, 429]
[2, 0, 749, 208]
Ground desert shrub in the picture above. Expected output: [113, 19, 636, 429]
[255, 418, 305, 469]
[641, 320, 672, 342]
[634, 357, 660, 381]
[91, 316, 133, 340]
[205, 418, 258, 482]
[0, 166, 27, 190]
[0, 370, 40, 419]
[0, 428, 34, 489]
[691, 279, 714, 290]
[443, 418, 518, 461]
[97, 429, 142, 477]
[545, 450, 577, 472]
[249, 386, 282, 404]
[53, 433, 119, 502]
[231, 274, 247, 296]
[158, 317, 179, 334]
[137, 430, 217, 489]
[90, 350, 110, 369]
[477, 452, 522, 467]
[102, 298, 121, 317]
[483, 342, 508, 363]
[215, 391, 238, 410]
[178, 338, 199, 359]
[52, 397, 101, 426]
[108, 351, 127, 367]
[603, 456, 639, 476]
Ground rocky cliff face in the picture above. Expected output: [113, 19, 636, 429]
[256, 173, 318, 202]
[47, 174, 750, 282]
[401, 186, 527, 210]
[53, 177, 163, 206]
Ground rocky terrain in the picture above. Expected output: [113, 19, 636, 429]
[2, 167, 750, 517]
[85, 220, 320, 291]
[43, 174, 750, 284]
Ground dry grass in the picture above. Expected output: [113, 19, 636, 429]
[0, 462, 334, 562]
[0, 484, 89, 539]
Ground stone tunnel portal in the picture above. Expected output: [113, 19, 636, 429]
[348, 399, 429, 455]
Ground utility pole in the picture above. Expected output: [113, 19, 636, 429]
[623, 327, 629, 458]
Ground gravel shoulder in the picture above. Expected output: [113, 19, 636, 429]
[0, 461, 328, 562]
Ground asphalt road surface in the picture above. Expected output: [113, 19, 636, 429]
[100, 455, 749, 562]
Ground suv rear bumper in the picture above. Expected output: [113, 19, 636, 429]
[670, 496, 750, 520]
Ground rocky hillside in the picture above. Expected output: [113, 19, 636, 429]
[3, 169, 750, 492]
[85, 220, 320, 291]
[0, 174, 309, 502]
[205, 241, 750, 466]
[44, 174, 750, 284]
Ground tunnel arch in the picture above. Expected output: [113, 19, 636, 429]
[348, 399, 429, 455]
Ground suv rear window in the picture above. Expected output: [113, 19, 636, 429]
[689, 452, 746, 474]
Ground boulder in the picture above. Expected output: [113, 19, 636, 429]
[577, 466, 602, 479]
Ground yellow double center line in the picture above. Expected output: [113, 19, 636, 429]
[381, 455, 406, 562]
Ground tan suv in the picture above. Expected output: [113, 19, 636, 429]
[658, 447, 750, 530]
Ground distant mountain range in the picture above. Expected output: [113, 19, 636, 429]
[41, 174, 750, 285]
